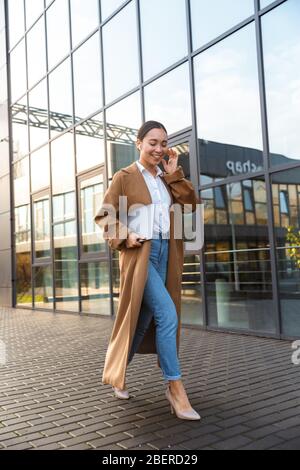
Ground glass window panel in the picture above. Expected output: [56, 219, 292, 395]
[33, 193, 51, 259]
[190, 0, 253, 49]
[0, 30, 6, 69]
[272, 168, 300, 245]
[194, 24, 263, 185]
[260, 0, 273, 9]
[53, 191, 76, 222]
[73, 32, 102, 121]
[80, 173, 106, 255]
[181, 254, 203, 326]
[48, 58, 73, 137]
[31, 146, 50, 192]
[8, 0, 25, 48]
[10, 39, 26, 103]
[102, 1, 139, 103]
[144, 63, 191, 136]
[75, 113, 105, 173]
[51, 133, 75, 194]
[27, 17, 46, 88]
[13, 157, 30, 206]
[0, 0, 4, 31]
[12, 95, 29, 160]
[46, 0, 70, 70]
[244, 188, 253, 212]
[25, 0, 44, 29]
[279, 191, 289, 215]
[272, 168, 300, 336]
[106, 92, 141, 177]
[80, 262, 110, 314]
[33, 265, 53, 309]
[101, 0, 125, 21]
[215, 187, 226, 209]
[53, 192, 78, 311]
[202, 177, 275, 334]
[28, 79, 49, 150]
[16, 216, 32, 307]
[262, 0, 300, 164]
[140, 0, 188, 80]
[70, 0, 99, 47]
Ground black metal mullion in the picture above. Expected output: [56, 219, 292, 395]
[254, 0, 281, 337]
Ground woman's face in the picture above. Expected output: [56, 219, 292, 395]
[137, 128, 168, 167]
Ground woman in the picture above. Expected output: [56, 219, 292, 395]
[95, 120, 201, 420]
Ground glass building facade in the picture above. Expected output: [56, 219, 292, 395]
[0, 0, 300, 339]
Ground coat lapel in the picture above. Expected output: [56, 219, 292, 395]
[122, 161, 174, 205]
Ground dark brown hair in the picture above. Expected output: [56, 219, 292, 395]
[137, 121, 168, 141]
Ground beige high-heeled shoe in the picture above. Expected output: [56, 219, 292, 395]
[113, 387, 130, 400]
[165, 387, 201, 421]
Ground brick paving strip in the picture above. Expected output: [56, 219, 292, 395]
[0, 307, 300, 450]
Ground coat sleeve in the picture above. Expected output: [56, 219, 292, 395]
[94, 171, 128, 251]
[161, 166, 201, 212]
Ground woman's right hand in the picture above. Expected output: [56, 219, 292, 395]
[126, 232, 146, 248]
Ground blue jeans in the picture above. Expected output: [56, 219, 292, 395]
[128, 234, 181, 381]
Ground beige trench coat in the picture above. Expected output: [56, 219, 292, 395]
[94, 162, 200, 389]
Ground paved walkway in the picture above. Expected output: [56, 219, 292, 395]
[0, 307, 300, 450]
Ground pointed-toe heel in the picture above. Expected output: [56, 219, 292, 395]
[113, 387, 130, 400]
[165, 388, 201, 421]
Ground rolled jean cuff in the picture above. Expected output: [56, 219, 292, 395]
[164, 374, 182, 381]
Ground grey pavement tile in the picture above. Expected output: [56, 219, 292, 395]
[1, 306, 300, 451]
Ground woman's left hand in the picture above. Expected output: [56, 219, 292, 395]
[161, 148, 179, 175]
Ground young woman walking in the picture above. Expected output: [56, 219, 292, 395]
[95, 120, 201, 420]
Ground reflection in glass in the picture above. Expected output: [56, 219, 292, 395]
[194, 24, 263, 184]
[34, 265, 53, 309]
[46, 0, 70, 70]
[262, 0, 300, 164]
[144, 63, 191, 136]
[49, 59, 73, 136]
[10, 39, 26, 103]
[53, 190, 78, 311]
[13, 157, 30, 206]
[12, 96, 29, 160]
[73, 33, 102, 121]
[81, 262, 110, 314]
[33, 193, 51, 260]
[190, 0, 253, 49]
[140, 0, 187, 80]
[80, 174, 105, 254]
[31, 146, 50, 192]
[53, 191, 76, 223]
[28, 79, 48, 150]
[75, 113, 105, 173]
[70, 0, 99, 47]
[101, 0, 125, 21]
[203, 178, 275, 333]
[51, 133, 75, 195]
[102, 1, 139, 103]
[27, 17, 46, 88]
[181, 254, 203, 326]
[15, 209, 32, 305]
[8, 0, 25, 49]
[106, 92, 140, 178]
[272, 168, 300, 336]
[25, 0, 44, 29]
